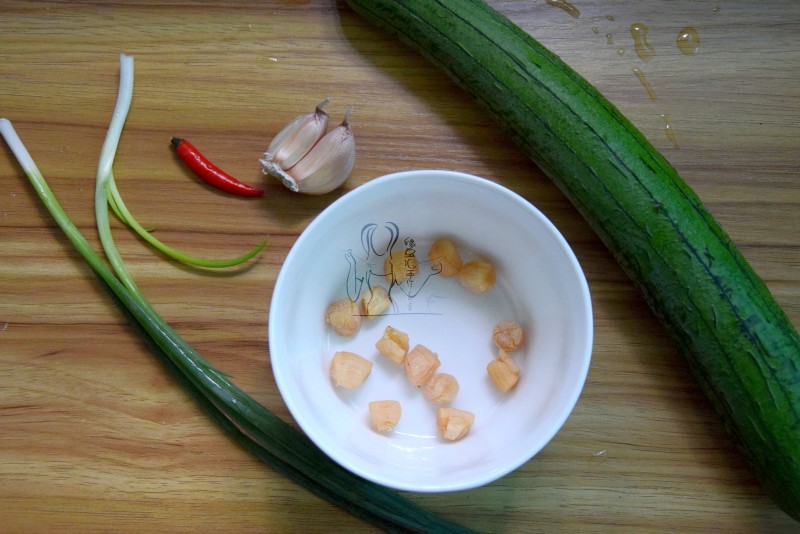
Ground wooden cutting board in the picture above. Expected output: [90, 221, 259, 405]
[1, 1, 798, 531]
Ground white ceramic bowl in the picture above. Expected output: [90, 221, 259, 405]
[269, 170, 592, 492]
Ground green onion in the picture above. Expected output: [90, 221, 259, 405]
[0, 54, 472, 533]
[94, 55, 265, 269]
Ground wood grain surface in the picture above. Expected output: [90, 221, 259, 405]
[1, 1, 798, 532]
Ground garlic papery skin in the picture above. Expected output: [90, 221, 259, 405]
[261, 107, 355, 195]
[263, 98, 330, 171]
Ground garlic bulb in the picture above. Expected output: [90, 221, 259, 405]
[261, 100, 355, 195]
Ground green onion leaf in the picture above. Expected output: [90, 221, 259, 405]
[106, 173, 267, 268]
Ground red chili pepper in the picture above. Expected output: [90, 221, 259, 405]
[171, 137, 264, 197]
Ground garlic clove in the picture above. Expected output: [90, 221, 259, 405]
[263, 98, 330, 171]
[268, 107, 355, 195]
